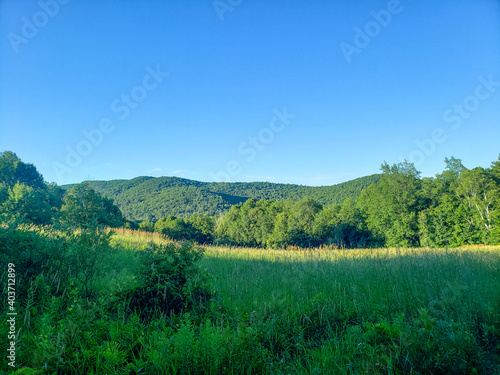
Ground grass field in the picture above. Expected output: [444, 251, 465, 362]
[108, 229, 500, 374]
[3, 227, 499, 374]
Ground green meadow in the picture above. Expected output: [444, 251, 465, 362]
[4, 226, 498, 374]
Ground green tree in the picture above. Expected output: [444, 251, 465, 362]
[154, 216, 198, 241]
[0, 182, 8, 206]
[358, 161, 422, 247]
[456, 167, 496, 243]
[188, 213, 216, 243]
[2, 183, 52, 224]
[417, 158, 465, 247]
[267, 211, 291, 248]
[0, 151, 45, 189]
[489, 155, 500, 243]
[312, 204, 341, 244]
[139, 220, 155, 232]
[0, 151, 61, 225]
[60, 182, 125, 228]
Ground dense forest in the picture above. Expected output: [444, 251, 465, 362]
[213, 157, 500, 248]
[153, 156, 499, 248]
[1, 151, 499, 249]
[63, 174, 381, 221]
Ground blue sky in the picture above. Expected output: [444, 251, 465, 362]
[1, 0, 499, 186]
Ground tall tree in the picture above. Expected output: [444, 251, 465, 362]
[0, 151, 45, 189]
[358, 161, 422, 247]
[60, 183, 125, 228]
[2, 183, 52, 224]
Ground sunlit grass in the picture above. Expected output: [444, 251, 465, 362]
[110, 229, 500, 324]
[106, 229, 500, 373]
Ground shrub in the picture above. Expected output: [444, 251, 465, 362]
[117, 242, 213, 321]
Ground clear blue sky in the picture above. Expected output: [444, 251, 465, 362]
[1, 0, 499, 186]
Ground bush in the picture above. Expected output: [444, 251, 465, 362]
[0, 223, 113, 303]
[117, 242, 213, 321]
[0, 223, 69, 302]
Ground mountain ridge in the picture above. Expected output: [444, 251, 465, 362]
[63, 174, 381, 222]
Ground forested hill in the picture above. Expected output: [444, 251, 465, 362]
[64, 174, 381, 222]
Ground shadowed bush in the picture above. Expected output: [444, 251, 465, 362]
[116, 242, 213, 321]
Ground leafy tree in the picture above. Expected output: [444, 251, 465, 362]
[0, 151, 61, 224]
[456, 167, 496, 243]
[0, 182, 8, 206]
[139, 220, 155, 232]
[417, 157, 473, 247]
[267, 211, 290, 248]
[2, 183, 52, 224]
[0, 151, 45, 189]
[358, 161, 422, 247]
[154, 216, 199, 241]
[337, 197, 371, 248]
[59, 182, 125, 228]
[312, 204, 341, 244]
[188, 213, 216, 243]
[489, 155, 500, 243]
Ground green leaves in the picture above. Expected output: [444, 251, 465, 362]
[117, 242, 212, 321]
[358, 161, 422, 247]
[59, 182, 125, 228]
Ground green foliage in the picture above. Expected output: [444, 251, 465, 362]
[418, 157, 500, 247]
[211, 155, 500, 249]
[358, 161, 423, 247]
[0, 225, 215, 374]
[188, 213, 216, 243]
[0, 151, 63, 225]
[65, 174, 381, 221]
[216, 197, 372, 249]
[2, 225, 500, 374]
[3, 183, 53, 225]
[0, 223, 113, 302]
[138, 220, 154, 232]
[153, 216, 197, 241]
[0, 151, 45, 190]
[117, 242, 212, 321]
[2, 150, 500, 249]
[59, 182, 125, 228]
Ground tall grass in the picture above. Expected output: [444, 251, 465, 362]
[4, 227, 499, 374]
[109, 230, 500, 373]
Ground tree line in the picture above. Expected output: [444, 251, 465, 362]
[76, 174, 380, 221]
[0, 151, 125, 228]
[136, 156, 500, 248]
[1, 150, 499, 248]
